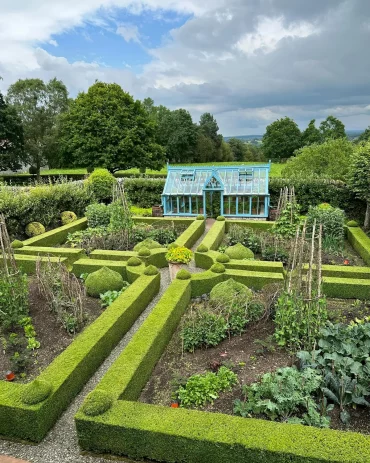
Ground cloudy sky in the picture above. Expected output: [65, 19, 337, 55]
[1, 0, 370, 135]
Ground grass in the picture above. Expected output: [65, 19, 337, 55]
[3, 162, 284, 178]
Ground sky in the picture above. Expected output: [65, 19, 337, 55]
[1, 0, 370, 136]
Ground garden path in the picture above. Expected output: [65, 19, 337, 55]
[0, 224, 211, 463]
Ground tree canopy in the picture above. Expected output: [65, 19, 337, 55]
[7, 78, 69, 175]
[262, 117, 302, 160]
[301, 119, 322, 146]
[319, 115, 346, 140]
[282, 138, 353, 181]
[59, 82, 165, 171]
[356, 126, 370, 144]
[0, 91, 24, 171]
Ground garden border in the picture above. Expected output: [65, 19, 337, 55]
[347, 226, 370, 266]
[75, 270, 370, 463]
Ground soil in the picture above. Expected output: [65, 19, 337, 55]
[0, 278, 102, 383]
[140, 296, 370, 434]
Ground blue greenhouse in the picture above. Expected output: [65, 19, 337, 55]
[161, 164, 271, 218]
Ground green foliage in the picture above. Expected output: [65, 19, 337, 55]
[134, 238, 162, 251]
[0, 272, 29, 329]
[176, 269, 192, 280]
[261, 245, 289, 264]
[210, 263, 225, 273]
[273, 202, 301, 238]
[216, 216, 225, 221]
[61, 211, 77, 225]
[7, 78, 69, 174]
[196, 215, 205, 220]
[100, 284, 129, 308]
[282, 138, 353, 181]
[143, 265, 159, 276]
[59, 82, 165, 172]
[197, 244, 208, 253]
[262, 117, 302, 161]
[21, 380, 52, 405]
[216, 253, 230, 263]
[306, 204, 345, 242]
[130, 206, 151, 217]
[124, 178, 165, 208]
[210, 278, 253, 307]
[0, 91, 24, 171]
[301, 119, 322, 146]
[319, 115, 346, 141]
[11, 240, 23, 249]
[81, 390, 114, 416]
[177, 367, 237, 408]
[234, 367, 329, 428]
[165, 246, 193, 264]
[138, 247, 151, 257]
[85, 267, 125, 298]
[225, 242, 254, 260]
[226, 224, 262, 254]
[25, 222, 45, 237]
[347, 220, 359, 227]
[85, 169, 116, 203]
[85, 203, 111, 228]
[182, 310, 228, 352]
[127, 256, 142, 266]
[274, 292, 328, 351]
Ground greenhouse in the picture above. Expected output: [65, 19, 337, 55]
[161, 164, 271, 218]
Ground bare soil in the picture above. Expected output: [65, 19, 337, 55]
[0, 278, 102, 383]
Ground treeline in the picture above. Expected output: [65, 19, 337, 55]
[0, 78, 262, 176]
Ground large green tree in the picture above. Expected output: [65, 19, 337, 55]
[228, 138, 245, 161]
[356, 126, 370, 144]
[0, 91, 24, 171]
[301, 119, 322, 146]
[59, 82, 165, 171]
[347, 142, 370, 229]
[319, 115, 346, 140]
[282, 138, 353, 181]
[7, 78, 69, 175]
[262, 117, 302, 161]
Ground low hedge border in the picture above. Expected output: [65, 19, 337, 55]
[225, 219, 275, 233]
[71, 258, 145, 281]
[0, 272, 160, 442]
[347, 227, 370, 266]
[0, 254, 69, 274]
[14, 246, 84, 265]
[303, 264, 370, 280]
[198, 220, 225, 251]
[75, 270, 370, 463]
[174, 219, 205, 248]
[323, 276, 370, 299]
[22, 218, 88, 247]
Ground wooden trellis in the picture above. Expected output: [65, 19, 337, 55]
[0, 213, 18, 276]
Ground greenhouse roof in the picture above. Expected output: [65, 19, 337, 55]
[162, 164, 271, 196]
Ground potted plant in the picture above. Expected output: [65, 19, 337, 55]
[165, 246, 193, 281]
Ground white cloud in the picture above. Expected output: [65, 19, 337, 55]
[49, 39, 58, 46]
[116, 23, 141, 43]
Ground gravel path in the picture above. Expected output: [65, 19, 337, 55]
[0, 225, 210, 463]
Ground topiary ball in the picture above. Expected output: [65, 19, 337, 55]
[21, 379, 52, 405]
[144, 265, 159, 276]
[85, 267, 125, 297]
[225, 243, 254, 260]
[81, 390, 114, 416]
[216, 253, 230, 263]
[196, 244, 209, 253]
[134, 239, 162, 252]
[196, 215, 205, 220]
[347, 220, 359, 227]
[85, 168, 116, 202]
[25, 222, 45, 237]
[210, 263, 226, 273]
[11, 240, 24, 249]
[167, 242, 179, 250]
[210, 278, 253, 307]
[138, 246, 151, 257]
[127, 256, 142, 266]
[61, 211, 77, 225]
[176, 269, 192, 280]
[216, 216, 225, 221]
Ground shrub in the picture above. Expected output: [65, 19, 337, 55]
[210, 263, 226, 273]
[210, 278, 253, 307]
[21, 379, 52, 405]
[81, 390, 114, 416]
[143, 265, 159, 276]
[306, 204, 345, 241]
[216, 216, 225, 221]
[11, 240, 23, 249]
[25, 222, 45, 237]
[61, 211, 77, 225]
[182, 311, 228, 352]
[124, 178, 165, 208]
[262, 245, 289, 264]
[127, 257, 142, 267]
[0, 272, 29, 329]
[167, 242, 179, 250]
[196, 215, 205, 220]
[138, 247, 151, 257]
[197, 244, 208, 253]
[225, 243, 254, 260]
[216, 253, 230, 263]
[134, 238, 162, 251]
[347, 220, 359, 227]
[176, 269, 192, 280]
[226, 225, 262, 254]
[85, 267, 125, 297]
[85, 168, 116, 202]
[85, 203, 111, 228]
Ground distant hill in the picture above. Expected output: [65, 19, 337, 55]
[225, 131, 364, 142]
[224, 135, 263, 141]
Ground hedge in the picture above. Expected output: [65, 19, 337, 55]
[175, 219, 205, 248]
[0, 273, 160, 442]
[89, 250, 135, 262]
[123, 178, 167, 208]
[72, 258, 130, 279]
[22, 217, 87, 247]
[225, 220, 275, 232]
[199, 220, 225, 251]
[133, 217, 194, 227]
[347, 227, 370, 266]
[14, 246, 84, 264]
[0, 254, 68, 274]
[75, 270, 370, 463]
[323, 277, 370, 300]
[303, 264, 370, 280]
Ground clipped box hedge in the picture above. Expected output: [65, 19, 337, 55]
[14, 246, 84, 264]
[0, 273, 160, 442]
[22, 217, 87, 247]
[199, 220, 225, 251]
[225, 219, 275, 232]
[75, 270, 370, 463]
[323, 276, 370, 299]
[175, 219, 205, 248]
[0, 254, 68, 274]
[303, 264, 370, 280]
[347, 226, 370, 266]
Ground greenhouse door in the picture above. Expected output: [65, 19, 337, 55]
[204, 190, 222, 218]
